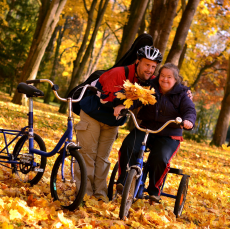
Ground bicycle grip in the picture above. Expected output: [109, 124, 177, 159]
[26, 79, 41, 84]
[119, 109, 129, 116]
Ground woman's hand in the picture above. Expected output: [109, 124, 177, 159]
[187, 90, 193, 100]
[114, 105, 126, 117]
[182, 120, 193, 129]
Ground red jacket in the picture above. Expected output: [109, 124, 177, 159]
[79, 64, 155, 126]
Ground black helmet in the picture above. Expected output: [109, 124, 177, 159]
[137, 46, 162, 63]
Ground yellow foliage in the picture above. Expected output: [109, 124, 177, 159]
[0, 92, 230, 229]
[222, 144, 230, 151]
[116, 80, 157, 109]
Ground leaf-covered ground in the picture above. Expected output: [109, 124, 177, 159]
[0, 91, 230, 229]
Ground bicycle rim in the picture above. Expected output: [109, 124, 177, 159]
[12, 134, 46, 185]
[50, 149, 87, 211]
[119, 169, 137, 219]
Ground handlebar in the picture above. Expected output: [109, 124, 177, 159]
[120, 109, 183, 134]
[26, 79, 101, 103]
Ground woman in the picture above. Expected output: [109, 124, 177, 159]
[114, 63, 196, 202]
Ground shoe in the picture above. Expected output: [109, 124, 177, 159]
[116, 183, 124, 195]
[149, 195, 161, 204]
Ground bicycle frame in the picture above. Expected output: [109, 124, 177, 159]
[28, 97, 73, 157]
[123, 110, 182, 200]
[0, 128, 25, 165]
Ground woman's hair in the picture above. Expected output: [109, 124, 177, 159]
[158, 63, 183, 84]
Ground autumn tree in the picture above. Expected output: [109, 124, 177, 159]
[115, 0, 149, 63]
[149, 0, 179, 59]
[0, 0, 39, 95]
[165, 0, 200, 66]
[43, 17, 70, 104]
[211, 53, 230, 146]
[12, 0, 67, 105]
[59, 0, 110, 114]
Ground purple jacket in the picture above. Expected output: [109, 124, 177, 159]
[137, 77, 196, 137]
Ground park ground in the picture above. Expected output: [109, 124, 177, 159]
[0, 91, 230, 229]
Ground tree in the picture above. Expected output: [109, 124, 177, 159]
[44, 17, 70, 104]
[59, 0, 110, 114]
[0, 0, 39, 95]
[165, 0, 200, 65]
[115, 0, 149, 63]
[12, 0, 67, 105]
[211, 53, 230, 146]
[149, 0, 179, 59]
[191, 49, 226, 89]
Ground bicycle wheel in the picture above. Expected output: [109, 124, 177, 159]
[174, 174, 189, 217]
[119, 168, 137, 220]
[108, 161, 118, 201]
[50, 149, 87, 211]
[13, 133, 47, 185]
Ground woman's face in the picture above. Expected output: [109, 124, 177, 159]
[159, 68, 177, 94]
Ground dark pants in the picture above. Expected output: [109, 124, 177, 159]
[117, 128, 180, 196]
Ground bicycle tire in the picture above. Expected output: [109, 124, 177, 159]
[108, 161, 118, 201]
[50, 149, 87, 211]
[119, 168, 137, 220]
[174, 174, 189, 217]
[12, 133, 47, 185]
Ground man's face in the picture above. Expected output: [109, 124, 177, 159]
[136, 58, 158, 81]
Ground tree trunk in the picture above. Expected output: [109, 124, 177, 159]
[59, 0, 110, 114]
[178, 43, 187, 70]
[138, 0, 150, 36]
[149, 0, 166, 47]
[85, 29, 109, 79]
[11, 0, 67, 105]
[155, 0, 179, 58]
[211, 54, 230, 146]
[115, 0, 149, 63]
[44, 17, 69, 104]
[165, 0, 200, 66]
[149, 0, 179, 75]
[37, 25, 61, 79]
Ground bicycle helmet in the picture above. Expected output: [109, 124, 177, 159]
[137, 46, 162, 63]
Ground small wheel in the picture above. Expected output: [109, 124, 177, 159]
[119, 169, 137, 220]
[108, 161, 118, 201]
[13, 133, 47, 185]
[50, 149, 87, 211]
[174, 174, 189, 217]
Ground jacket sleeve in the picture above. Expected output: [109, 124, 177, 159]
[179, 93, 197, 130]
[97, 67, 128, 109]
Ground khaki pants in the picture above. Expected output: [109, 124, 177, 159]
[75, 110, 118, 198]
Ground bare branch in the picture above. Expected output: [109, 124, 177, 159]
[83, 0, 89, 14]
[105, 22, 121, 44]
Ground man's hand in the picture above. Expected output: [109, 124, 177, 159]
[114, 105, 125, 117]
[187, 90, 193, 100]
[181, 120, 193, 129]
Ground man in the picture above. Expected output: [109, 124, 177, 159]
[75, 46, 163, 201]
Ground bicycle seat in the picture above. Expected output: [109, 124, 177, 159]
[17, 82, 44, 97]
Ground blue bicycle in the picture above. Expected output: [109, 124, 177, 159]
[0, 79, 99, 210]
[108, 110, 190, 219]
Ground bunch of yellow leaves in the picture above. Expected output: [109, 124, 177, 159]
[116, 80, 157, 109]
